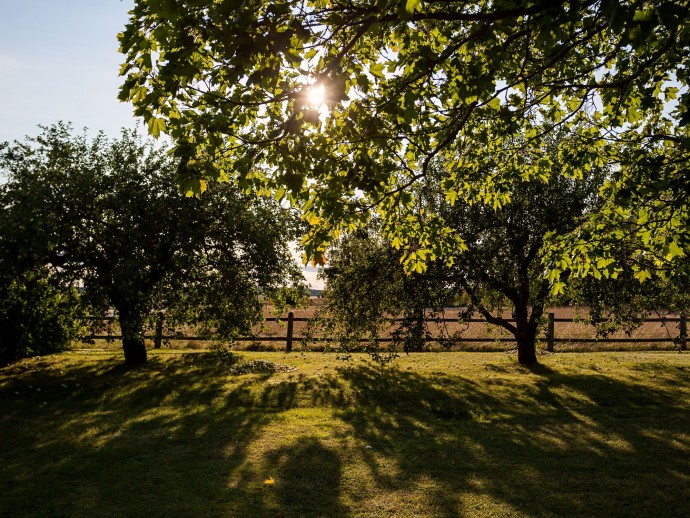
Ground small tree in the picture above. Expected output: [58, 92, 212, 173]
[0, 124, 305, 364]
[319, 137, 606, 364]
[315, 228, 455, 355]
[437, 171, 604, 364]
[557, 254, 690, 340]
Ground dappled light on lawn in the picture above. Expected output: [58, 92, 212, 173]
[1, 351, 689, 516]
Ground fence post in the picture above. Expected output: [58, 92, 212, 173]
[286, 311, 294, 352]
[154, 311, 164, 349]
[547, 312, 555, 352]
[680, 314, 687, 351]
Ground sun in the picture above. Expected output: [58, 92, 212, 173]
[306, 85, 326, 107]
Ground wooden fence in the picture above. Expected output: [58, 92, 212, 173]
[84, 312, 688, 352]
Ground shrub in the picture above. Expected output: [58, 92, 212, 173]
[0, 268, 83, 364]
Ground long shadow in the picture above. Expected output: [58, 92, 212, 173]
[321, 363, 690, 517]
[1, 353, 689, 516]
[264, 437, 344, 516]
[0, 354, 277, 516]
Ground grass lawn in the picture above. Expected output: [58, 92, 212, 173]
[1, 350, 689, 517]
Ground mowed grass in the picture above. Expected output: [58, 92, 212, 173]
[1, 351, 689, 517]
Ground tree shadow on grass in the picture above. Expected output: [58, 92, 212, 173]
[1, 353, 689, 517]
[0, 354, 282, 516]
[263, 437, 344, 516]
[310, 362, 690, 517]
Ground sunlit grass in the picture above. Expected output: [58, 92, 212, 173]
[1, 351, 689, 516]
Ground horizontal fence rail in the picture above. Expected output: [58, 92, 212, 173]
[81, 312, 688, 352]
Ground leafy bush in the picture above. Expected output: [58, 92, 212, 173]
[0, 268, 83, 364]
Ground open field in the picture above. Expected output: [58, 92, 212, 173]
[1, 350, 689, 517]
[78, 306, 685, 352]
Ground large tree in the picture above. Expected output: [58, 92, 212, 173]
[0, 124, 305, 365]
[119, 0, 690, 278]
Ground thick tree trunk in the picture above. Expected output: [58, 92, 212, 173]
[119, 308, 147, 365]
[513, 296, 539, 366]
[516, 332, 538, 365]
[122, 335, 147, 364]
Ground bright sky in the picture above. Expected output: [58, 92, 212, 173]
[0, 0, 140, 141]
[0, 0, 323, 289]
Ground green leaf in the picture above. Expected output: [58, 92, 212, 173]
[486, 97, 501, 110]
[369, 63, 385, 79]
[547, 268, 561, 284]
[305, 212, 320, 225]
[405, 0, 422, 15]
[552, 281, 566, 295]
[633, 8, 655, 22]
[634, 269, 652, 282]
[147, 117, 166, 138]
[664, 241, 684, 260]
[596, 257, 614, 269]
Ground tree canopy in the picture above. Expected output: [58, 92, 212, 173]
[0, 124, 305, 364]
[120, 0, 690, 277]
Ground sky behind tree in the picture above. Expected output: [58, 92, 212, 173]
[0, 0, 138, 141]
[0, 0, 322, 288]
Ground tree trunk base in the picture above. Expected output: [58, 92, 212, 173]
[122, 337, 147, 365]
[517, 339, 538, 366]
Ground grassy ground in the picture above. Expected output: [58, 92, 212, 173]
[1, 350, 689, 517]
